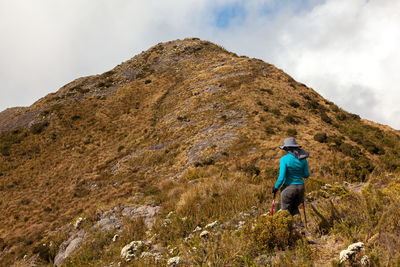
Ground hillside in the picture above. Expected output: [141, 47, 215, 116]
[1, 38, 400, 266]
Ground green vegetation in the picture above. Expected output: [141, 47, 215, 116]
[243, 210, 302, 254]
[314, 132, 327, 143]
[271, 108, 281, 116]
[320, 111, 332, 124]
[265, 125, 276, 135]
[289, 100, 300, 108]
[284, 114, 300, 124]
[287, 128, 297, 136]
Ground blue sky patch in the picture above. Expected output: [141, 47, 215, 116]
[214, 3, 246, 29]
[260, 0, 325, 16]
[213, 0, 323, 29]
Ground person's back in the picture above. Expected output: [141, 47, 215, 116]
[276, 153, 310, 188]
[272, 138, 310, 220]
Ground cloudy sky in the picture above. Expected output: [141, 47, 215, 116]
[1, 0, 399, 128]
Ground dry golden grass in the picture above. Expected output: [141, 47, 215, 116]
[1, 38, 400, 265]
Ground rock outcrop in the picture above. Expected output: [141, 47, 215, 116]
[54, 230, 86, 266]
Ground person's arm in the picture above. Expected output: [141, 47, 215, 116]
[303, 159, 310, 178]
[274, 157, 287, 189]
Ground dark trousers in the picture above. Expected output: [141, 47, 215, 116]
[280, 184, 305, 216]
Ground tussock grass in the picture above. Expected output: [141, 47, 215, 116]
[2, 38, 400, 266]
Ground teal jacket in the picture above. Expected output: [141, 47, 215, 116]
[274, 153, 310, 189]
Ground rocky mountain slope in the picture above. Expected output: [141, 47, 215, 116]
[1, 38, 400, 266]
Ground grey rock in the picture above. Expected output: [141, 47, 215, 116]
[96, 207, 122, 231]
[339, 242, 365, 263]
[112, 234, 119, 242]
[120, 241, 146, 262]
[200, 230, 210, 239]
[205, 220, 218, 229]
[361, 255, 370, 265]
[54, 230, 86, 266]
[140, 251, 163, 261]
[193, 226, 202, 232]
[95, 205, 160, 231]
[73, 217, 84, 229]
[167, 256, 183, 266]
[121, 205, 161, 228]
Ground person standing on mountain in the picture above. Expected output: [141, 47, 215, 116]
[272, 137, 310, 222]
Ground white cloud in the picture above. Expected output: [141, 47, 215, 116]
[209, 0, 400, 128]
[0, 0, 400, 128]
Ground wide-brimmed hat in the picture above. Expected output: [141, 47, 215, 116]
[279, 137, 301, 149]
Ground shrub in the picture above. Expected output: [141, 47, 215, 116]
[49, 133, 57, 140]
[381, 154, 400, 171]
[347, 127, 385, 155]
[239, 163, 260, 177]
[331, 105, 339, 112]
[336, 113, 347, 121]
[320, 112, 332, 124]
[287, 128, 297, 136]
[289, 100, 300, 108]
[305, 99, 321, 110]
[221, 151, 229, 156]
[43, 207, 52, 213]
[20, 198, 31, 205]
[363, 140, 384, 155]
[32, 244, 52, 263]
[327, 135, 344, 147]
[284, 114, 300, 124]
[260, 88, 273, 94]
[40, 110, 50, 116]
[339, 142, 361, 158]
[0, 144, 10, 156]
[71, 115, 81, 121]
[194, 158, 215, 167]
[347, 158, 374, 181]
[265, 126, 275, 135]
[177, 115, 189, 122]
[202, 158, 215, 166]
[271, 108, 281, 116]
[243, 210, 302, 254]
[349, 113, 361, 120]
[97, 82, 106, 87]
[301, 93, 312, 101]
[0, 238, 5, 251]
[314, 133, 327, 143]
[30, 121, 49, 134]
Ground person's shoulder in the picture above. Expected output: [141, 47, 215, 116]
[281, 154, 292, 160]
[300, 156, 308, 162]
